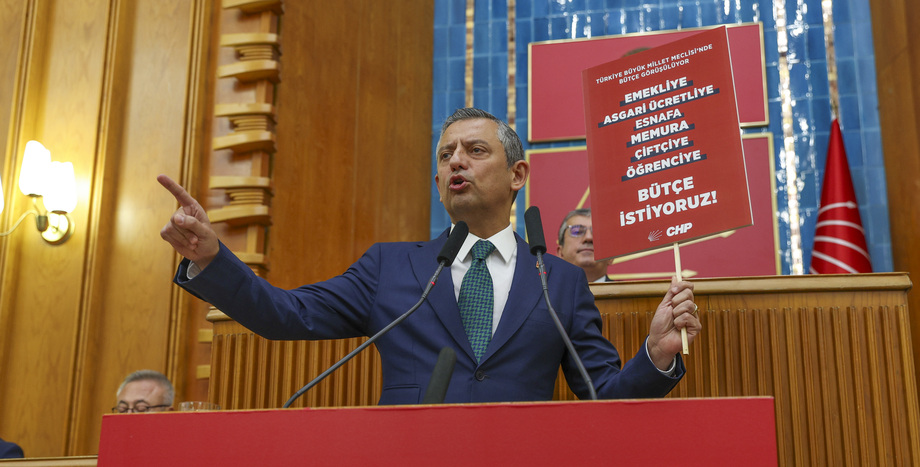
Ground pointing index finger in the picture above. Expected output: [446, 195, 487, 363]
[157, 174, 196, 208]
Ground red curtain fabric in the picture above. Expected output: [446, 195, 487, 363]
[809, 119, 873, 274]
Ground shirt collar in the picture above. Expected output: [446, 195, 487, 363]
[452, 223, 516, 265]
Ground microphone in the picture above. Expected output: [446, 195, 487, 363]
[524, 206, 597, 400]
[437, 223, 467, 264]
[282, 222, 470, 408]
[525, 206, 548, 255]
[421, 347, 457, 404]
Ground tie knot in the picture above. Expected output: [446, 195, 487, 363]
[471, 240, 495, 261]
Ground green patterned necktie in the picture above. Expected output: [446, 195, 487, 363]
[458, 240, 496, 362]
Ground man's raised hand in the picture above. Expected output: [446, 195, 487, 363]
[157, 174, 219, 269]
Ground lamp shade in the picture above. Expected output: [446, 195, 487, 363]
[0, 176, 4, 214]
[19, 140, 51, 196]
[43, 161, 77, 213]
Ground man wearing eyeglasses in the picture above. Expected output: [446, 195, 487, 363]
[112, 370, 174, 414]
[557, 209, 613, 283]
[158, 107, 701, 404]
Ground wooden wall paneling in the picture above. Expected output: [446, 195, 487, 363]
[208, 317, 386, 409]
[261, 339, 278, 408]
[865, 306, 890, 464]
[0, 0, 27, 214]
[589, 276, 920, 465]
[239, 332, 255, 409]
[65, 0, 129, 455]
[738, 310, 754, 394]
[269, 0, 433, 290]
[610, 276, 919, 466]
[253, 335, 268, 407]
[771, 308, 793, 462]
[246, 333, 261, 408]
[352, 0, 433, 247]
[849, 306, 874, 464]
[202, 0, 273, 299]
[301, 341, 321, 408]
[884, 306, 910, 462]
[354, 0, 390, 250]
[210, 3, 276, 262]
[869, 0, 920, 393]
[203, 0, 280, 405]
[0, 0, 213, 456]
[0, 0, 108, 457]
[899, 303, 920, 453]
[815, 307, 840, 463]
[271, 1, 362, 288]
[173, 0, 217, 410]
[392, 0, 435, 237]
[831, 307, 857, 465]
[280, 340, 296, 408]
[0, 0, 30, 435]
[67, 0, 212, 455]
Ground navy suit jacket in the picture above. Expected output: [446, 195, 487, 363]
[176, 229, 683, 404]
[0, 437, 23, 459]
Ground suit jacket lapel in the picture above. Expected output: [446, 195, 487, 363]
[481, 234, 544, 362]
[409, 228, 476, 361]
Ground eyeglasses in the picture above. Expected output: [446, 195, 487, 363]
[111, 402, 171, 414]
[565, 224, 593, 238]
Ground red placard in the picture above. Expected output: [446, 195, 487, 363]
[582, 26, 752, 260]
[529, 23, 766, 142]
[525, 134, 778, 279]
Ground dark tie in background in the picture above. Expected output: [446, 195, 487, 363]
[458, 240, 495, 362]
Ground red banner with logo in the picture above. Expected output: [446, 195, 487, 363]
[582, 26, 752, 260]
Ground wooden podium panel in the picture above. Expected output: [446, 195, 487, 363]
[208, 273, 919, 465]
[97, 398, 777, 466]
[582, 273, 920, 466]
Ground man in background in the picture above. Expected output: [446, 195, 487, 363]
[557, 209, 613, 282]
[113, 370, 175, 414]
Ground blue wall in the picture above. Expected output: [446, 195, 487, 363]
[430, 0, 892, 275]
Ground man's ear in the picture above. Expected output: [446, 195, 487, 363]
[434, 174, 443, 202]
[509, 159, 529, 192]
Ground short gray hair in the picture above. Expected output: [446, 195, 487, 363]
[116, 369, 175, 405]
[557, 208, 591, 246]
[440, 108, 524, 167]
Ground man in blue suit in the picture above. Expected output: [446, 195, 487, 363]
[158, 108, 701, 404]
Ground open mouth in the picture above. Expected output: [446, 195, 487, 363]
[449, 174, 468, 190]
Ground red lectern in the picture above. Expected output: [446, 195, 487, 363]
[98, 397, 776, 466]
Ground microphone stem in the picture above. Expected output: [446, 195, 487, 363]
[536, 251, 598, 401]
[282, 261, 449, 408]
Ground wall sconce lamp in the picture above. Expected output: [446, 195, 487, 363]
[0, 140, 77, 244]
